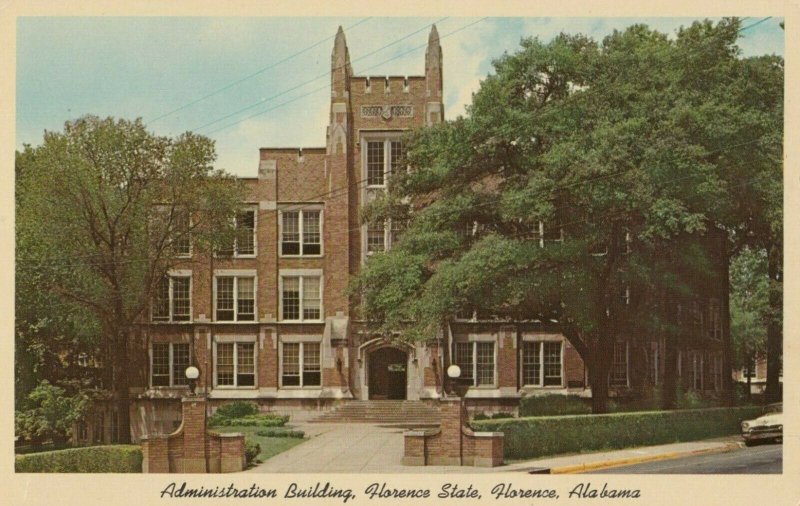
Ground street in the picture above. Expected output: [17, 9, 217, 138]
[589, 443, 782, 474]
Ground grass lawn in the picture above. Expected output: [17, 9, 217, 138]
[213, 425, 305, 463]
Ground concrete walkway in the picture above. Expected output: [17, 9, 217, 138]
[246, 423, 741, 474]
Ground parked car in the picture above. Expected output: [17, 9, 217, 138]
[741, 403, 782, 446]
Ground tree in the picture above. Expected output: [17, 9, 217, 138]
[354, 18, 780, 413]
[729, 248, 769, 399]
[15, 381, 91, 443]
[16, 116, 243, 442]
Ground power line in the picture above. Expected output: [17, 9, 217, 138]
[145, 17, 373, 126]
[190, 17, 452, 134]
[200, 18, 486, 136]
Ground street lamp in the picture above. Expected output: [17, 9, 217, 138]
[447, 364, 461, 397]
[185, 366, 200, 395]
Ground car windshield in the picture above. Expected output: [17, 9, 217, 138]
[763, 403, 782, 415]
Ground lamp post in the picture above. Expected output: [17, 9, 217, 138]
[185, 366, 200, 395]
[446, 364, 461, 398]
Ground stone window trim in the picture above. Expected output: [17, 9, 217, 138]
[212, 339, 257, 389]
[279, 269, 324, 323]
[278, 206, 324, 258]
[452, 340, 497, 388]
[149, 341, 192, 388]
[359, 131, 406, 188]
[212, 270, 257, 323]
[150, 271, 193, 323]
[520, 339, 564, 388]
[278, 340, 323, 389]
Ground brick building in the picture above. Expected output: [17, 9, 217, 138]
[72, 26, 732, 443]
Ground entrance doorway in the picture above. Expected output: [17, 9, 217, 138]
[368, 347, 408, 400]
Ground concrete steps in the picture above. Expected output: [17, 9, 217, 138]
[310, 400, 441, 426]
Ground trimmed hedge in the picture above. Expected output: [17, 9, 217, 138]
[471, 406, 762, 460]
[255, 428, 305, 438]
[244, 440, 261, 465]
[209, 414, 289, 428]
[15, 445, 142, 473]
[214, 401, 259, 419]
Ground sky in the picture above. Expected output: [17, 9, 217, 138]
[16, 16, 784, 178]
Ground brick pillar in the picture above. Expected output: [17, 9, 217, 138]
[141, 435, 169, 473]
[180, 395, 208, 473]
[438, 397, 463, 465]
[219, 434, 246, 473]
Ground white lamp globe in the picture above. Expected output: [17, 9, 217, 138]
[185, 366, 200, 380]
[447, 364, 461, 379]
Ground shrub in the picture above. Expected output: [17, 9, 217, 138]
[255, 428, 305, 438]
[244, 440, 261, 465]
[519, 394, 591, 417]
[214, 401, 259, 419]
[472, 412, 489, 421]
[472, 406, 763, 460]
[15, 445, 142, 473]
[209, 414, 289, 428]
[15, 381, 91, 443]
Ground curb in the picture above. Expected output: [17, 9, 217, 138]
[547, 441, 743, 474]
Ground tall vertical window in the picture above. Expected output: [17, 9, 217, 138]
[215, 342, 256, 387]
[281, 209, 322, 256]
[610, 341, 629, 387]
[151, 275, 191, 322]
[521, 341, 563, 387]
[366, 224, 386, 254]
[281, 342, 321, 387]
[151, 342, 191, 387]
[235, 210, 256, 256]
[172, 210, 192, 257]
[281, 275, 322, 321]
[452, 341, 495, 387]
[215, 276, 256, 322]
[366, 141, 385, 186]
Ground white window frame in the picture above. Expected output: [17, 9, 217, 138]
[278, 207, 324, 258]
[149, 342, 192, 388]
[279, 270, 323, 323]
[213, 270, 257, 323]
[453, 340, 497, 388]
[361, 133, 404, 259]
[279, 340, 323, 388]
[213, 339, 257, 389]
[219, 207, 257, 258]
[172, 210, 192, 258]
[520, 340, 564, 388]
[151, 272, 192, 323]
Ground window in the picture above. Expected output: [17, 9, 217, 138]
[280, 209, 322, 256]
[215, 342, 256, 387]
[452, 341, 495, 387]
[610, 341, 629, 388]
[172, 209, 191, 256]
[521, 341, 563, 387]
[649, 342, 661, 385]
[365, 139, 403, 187]
[150, 342, 191, 387]
[221, 209, 256, 256]
[93, 412, 105, 444]
[281, 342, 321, 387]
[366, 224, 386, 254]
[708, 299, 722, 340]
[215, 276, 255, 322]
[712, 353, 723, 391]
[281, 275, 322, 321]
[152, 275, 191, 322]
[690, 351, 704, 390]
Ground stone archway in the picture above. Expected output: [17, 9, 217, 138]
[368, 347, 408, 400]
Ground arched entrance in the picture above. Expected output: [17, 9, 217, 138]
[368, 347, 408, 400]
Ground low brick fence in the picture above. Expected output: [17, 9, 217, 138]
[403, 398, 503, 467]
[141, 395, 245, 473]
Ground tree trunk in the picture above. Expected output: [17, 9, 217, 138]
[588, 342, 612, 414]
[720, 244, 735, 406]
[662, 331, 677, 410]
[746, 361, 752, 403]
[765, 243, 782, 403]
[114, 327, 132, 444]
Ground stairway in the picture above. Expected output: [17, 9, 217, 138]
[310, 400, 441, 426]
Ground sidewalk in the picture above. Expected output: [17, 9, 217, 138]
[246, 421, 743, 474]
